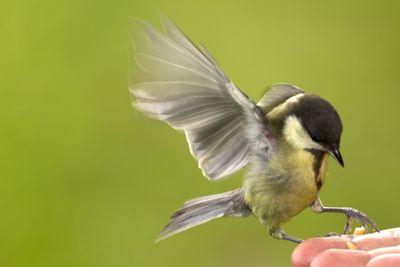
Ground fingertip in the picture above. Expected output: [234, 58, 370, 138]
[291, 241, 313, 267]
[291, 237, 347, 267]
[311, 249, 370, 267]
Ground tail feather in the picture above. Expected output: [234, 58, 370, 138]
[156, 188, 250, 242]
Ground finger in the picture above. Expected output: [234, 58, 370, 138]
[291, 228, 400, 267]
[310, 249, 370, 267]
[366, 254, 400, 267]
[351, 228, 400, 250]
[291, 237, 348, 267]
[368, 246, 400, 257]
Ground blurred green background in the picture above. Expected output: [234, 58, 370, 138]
[1, 0, 400, 266]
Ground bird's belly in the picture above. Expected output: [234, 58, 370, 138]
[244, 150, 324, 227]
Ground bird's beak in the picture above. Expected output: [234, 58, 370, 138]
[330, 146, 344, 167]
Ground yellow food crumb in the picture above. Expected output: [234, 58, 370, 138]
[346, 241, 358, 250]
[354, 227, 366, 236]
[345, 227, 366, 249]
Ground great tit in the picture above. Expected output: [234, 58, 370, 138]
[130, 16, 379, 243]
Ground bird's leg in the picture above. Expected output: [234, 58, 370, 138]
[269, 227, 303, 244]
[310, 198, 379, 235]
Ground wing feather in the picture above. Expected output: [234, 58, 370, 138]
[131, 16, 274, 179]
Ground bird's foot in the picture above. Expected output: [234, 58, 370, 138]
[342, 208, 379, 235]
[269, 227, 303, 243]
[316, 232, 341, 238]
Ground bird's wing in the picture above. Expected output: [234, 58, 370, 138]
[130, 16, 275, 180]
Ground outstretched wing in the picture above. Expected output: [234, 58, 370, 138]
[130, 16, 274, 180]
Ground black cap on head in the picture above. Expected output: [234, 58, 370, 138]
[292, 94, 343, 149]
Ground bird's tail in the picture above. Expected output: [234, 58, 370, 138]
[156, 188, 250, 242]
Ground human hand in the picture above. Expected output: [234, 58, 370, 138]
[292, 228, 400, 267]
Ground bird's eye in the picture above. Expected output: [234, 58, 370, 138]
[311, 136, 322, 143]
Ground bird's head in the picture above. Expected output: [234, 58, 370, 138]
[282, 94, 344, 167]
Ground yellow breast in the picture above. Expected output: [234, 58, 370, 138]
[244, 147, 327, 227]
[316, 153, 329, 188]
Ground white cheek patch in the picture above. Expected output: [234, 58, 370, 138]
[283, 116, 323, 150]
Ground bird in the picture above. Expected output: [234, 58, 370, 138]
[129, 15, 379, 243]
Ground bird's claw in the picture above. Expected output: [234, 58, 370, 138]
[343, 208, 379, 235]
[324, 232, 341, 237]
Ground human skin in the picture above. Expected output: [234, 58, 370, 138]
[291, 228, 400, 267]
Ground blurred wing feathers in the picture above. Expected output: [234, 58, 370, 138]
[130, 17, 274, 179]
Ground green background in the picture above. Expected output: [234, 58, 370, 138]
[1, 0, 400, 266]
